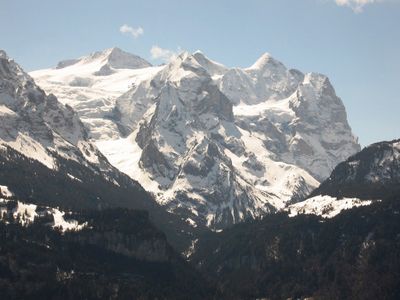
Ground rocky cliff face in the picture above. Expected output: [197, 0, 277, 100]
[108, 53, 326, 229]
[232, 69, 360, 181]
[0, 50, 106, 171]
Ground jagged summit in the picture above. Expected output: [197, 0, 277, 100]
[0, 49, 33, 86]
[246, 52, 278, 70]
[104, 47, 152, 69]
[160, 50, 228, 78]
[192, 51, 228, 76]
[0, 49, 8, 59]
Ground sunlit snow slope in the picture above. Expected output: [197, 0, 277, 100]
[31, 47, 163, 140]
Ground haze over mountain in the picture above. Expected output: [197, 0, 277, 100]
[31, 47, 360, 229]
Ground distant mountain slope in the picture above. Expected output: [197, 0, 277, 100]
[310, 139, 400, 199]
[101, 51, 358, 229]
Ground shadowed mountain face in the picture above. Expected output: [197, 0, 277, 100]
[0, 49, 111, 173]
[310, 139, 400, 200]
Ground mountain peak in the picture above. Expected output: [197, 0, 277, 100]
[0, 49, 32, 85]
[105, 46, 123, 54]
[56, 47, 152, 70]
[96, 47, 152, 69]
[191, 51, 228, 76]
[247, 52, 282, 70]
[0, 49, 8, 59]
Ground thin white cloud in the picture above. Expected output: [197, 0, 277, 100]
[119, 24, 144, 39]
[334, 0, 383, 13]
[150, 45, 183, 62]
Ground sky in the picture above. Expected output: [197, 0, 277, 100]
[0, 0, 399, 146]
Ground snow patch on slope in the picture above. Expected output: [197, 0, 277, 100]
[287, 195, 374, 218]
[0, 185, 14, 198]
[0, 197, 87, 232]
[51, 208, 87, 232]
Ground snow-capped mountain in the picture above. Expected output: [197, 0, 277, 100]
[31, 47, 161, 140]
[31, 48, 360, 229]
[219, 52, 299, 105]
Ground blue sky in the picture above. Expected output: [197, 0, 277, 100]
[1, 0, 399, 146]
